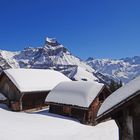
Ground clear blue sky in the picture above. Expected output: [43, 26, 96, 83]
[0, 0, 140, 59]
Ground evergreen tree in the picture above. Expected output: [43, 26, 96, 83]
[118, 80, 123, 88]
[109, 79, 122, 93]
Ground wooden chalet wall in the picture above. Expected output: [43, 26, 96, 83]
[112, 93, 140, 140]
[86, 97, 101, 124]
[0, 73, 21, 101]
[86, 87, 111, 124]
[49, 103, 87, 123]
[49, 98, 100, 124]
[0, 73, 21, 110]
[22, 92, 49, 110]
[49, 87, 110, 125]
[49, 97, 102, 124]
[0, 73, 49, 111]
[98, 86, 111, 102]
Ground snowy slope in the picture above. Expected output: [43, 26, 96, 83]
[0, 106, 118, 140]
[74, 67, 98, 81]
[86, 57, 140, 83]
[0, 37, 99, 82]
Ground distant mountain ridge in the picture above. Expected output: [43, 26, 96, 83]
[0, 37, 139, 84]
[0, 37, 99, 82]
[86, 56, 140, 83]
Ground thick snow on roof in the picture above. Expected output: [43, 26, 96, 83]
[0, 106, 118, 140]
[98, 76, 140, 117]
[4, 69, 71, 92]
[0, 93, 7, 101]
[46, 81, 104, 108]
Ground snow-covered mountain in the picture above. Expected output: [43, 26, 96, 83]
[86, 57, 140, 83]
[0, 37, 99, 82]
[1, 37, 139, 84]
[0, 50, 19, 71]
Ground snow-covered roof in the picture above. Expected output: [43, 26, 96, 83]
[4, 69, 71, 92]
[0, 93, 7, 101]
[46, 81, 104, 108]
[97, 76, 140, 117]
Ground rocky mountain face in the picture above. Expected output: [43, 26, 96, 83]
[0, 50, 19, 72]
[0, 37, 139, 84]
[86, 56, 140, 84]
[0, 37, 99, 82]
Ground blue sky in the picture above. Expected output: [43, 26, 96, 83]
[0, 0, 140, 59]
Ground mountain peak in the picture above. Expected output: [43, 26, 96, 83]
[45, 37, 60, 47]
[46, 37, 56, 43]
[0, 36, 99, 83]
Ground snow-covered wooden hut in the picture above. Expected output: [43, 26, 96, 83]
[46, 81, 110, 124]
[0, 68, 71, 111]
[97, 76, 140, 140]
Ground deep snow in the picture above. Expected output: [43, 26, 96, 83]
[0, 105, 118, 140]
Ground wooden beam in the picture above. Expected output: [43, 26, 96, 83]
[122, 109, 134, 140]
